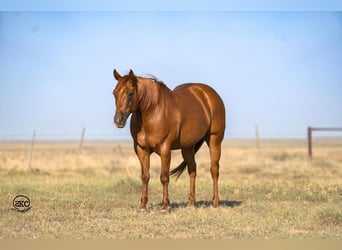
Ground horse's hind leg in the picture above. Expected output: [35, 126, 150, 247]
[181, 147, 197, 206]
[207, 134, 223, 208]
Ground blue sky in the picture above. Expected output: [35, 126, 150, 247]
[1, 0, 342, 11]
[1, 9, 342, 139]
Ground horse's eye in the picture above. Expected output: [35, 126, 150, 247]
[127, 91, 134, 97]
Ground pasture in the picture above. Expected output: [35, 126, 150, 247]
[0, 138, 341, 239]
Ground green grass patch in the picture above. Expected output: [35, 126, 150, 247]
[312, 158, 336, 169]
[238, 166, 262, 175]
[271, 152, 299, 161]
[0, 170, 341, 239]
[113, 177, 141, 195]
[316, 206, 342, 226]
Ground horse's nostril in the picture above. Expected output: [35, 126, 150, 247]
[114, 111, 128, 128]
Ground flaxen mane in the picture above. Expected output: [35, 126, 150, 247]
[144, 74, 167, 88]
[136, 76, 169, 111]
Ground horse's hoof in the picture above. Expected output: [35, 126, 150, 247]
[186, 203, 195, 209]
[212, 199, 219, 208]
[210, 204, 219, 210]
[137, 207, 147, 213]
[159, 207, 169, 213]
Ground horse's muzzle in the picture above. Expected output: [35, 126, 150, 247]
[114, 112, 129, 128]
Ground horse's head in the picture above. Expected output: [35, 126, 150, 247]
[112, 69, 139, 128]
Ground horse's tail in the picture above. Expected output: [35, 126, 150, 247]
[169, 139, 205, 180]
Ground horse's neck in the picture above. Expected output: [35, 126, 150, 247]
[137, 78, 169, 112]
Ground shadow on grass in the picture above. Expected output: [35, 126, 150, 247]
[169, 200, 243, 209]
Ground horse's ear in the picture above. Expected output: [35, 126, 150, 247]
[113, 69, 121, 80]
[128, 69, 135, 79]
[128, 69, 137, 86]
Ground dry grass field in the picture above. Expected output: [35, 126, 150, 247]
[0, 138, 341, 239]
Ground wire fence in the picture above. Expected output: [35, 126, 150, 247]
[1, 129, 341, 141]
[1, 127, 341, 172]
[307, 127, 342, 158]
[0, 132, 131, 141]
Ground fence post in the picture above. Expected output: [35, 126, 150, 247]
[79, 127, 86, 150]
[28, 130, 36, 170]
[255, 125, 260, 149]
[307, 127, 312, 159]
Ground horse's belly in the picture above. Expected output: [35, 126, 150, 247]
[174, 105, 209, 148]
[178, 120, 208, 147]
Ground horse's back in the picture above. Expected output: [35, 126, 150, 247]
[174, 83, 223, 103]
[173, 83, 225, 118]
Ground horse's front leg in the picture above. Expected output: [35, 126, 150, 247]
[160, 145, 171, 211]
[135, 145, 151, 211]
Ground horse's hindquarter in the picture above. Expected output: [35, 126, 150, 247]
[173, 83, 224, 147]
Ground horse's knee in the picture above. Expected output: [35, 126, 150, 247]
[210, 163, 220, 178]
[141, 172, 150, 183]
[160, 174, 169, 185]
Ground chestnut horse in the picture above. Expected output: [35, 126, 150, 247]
[113, 69, 226, 211]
